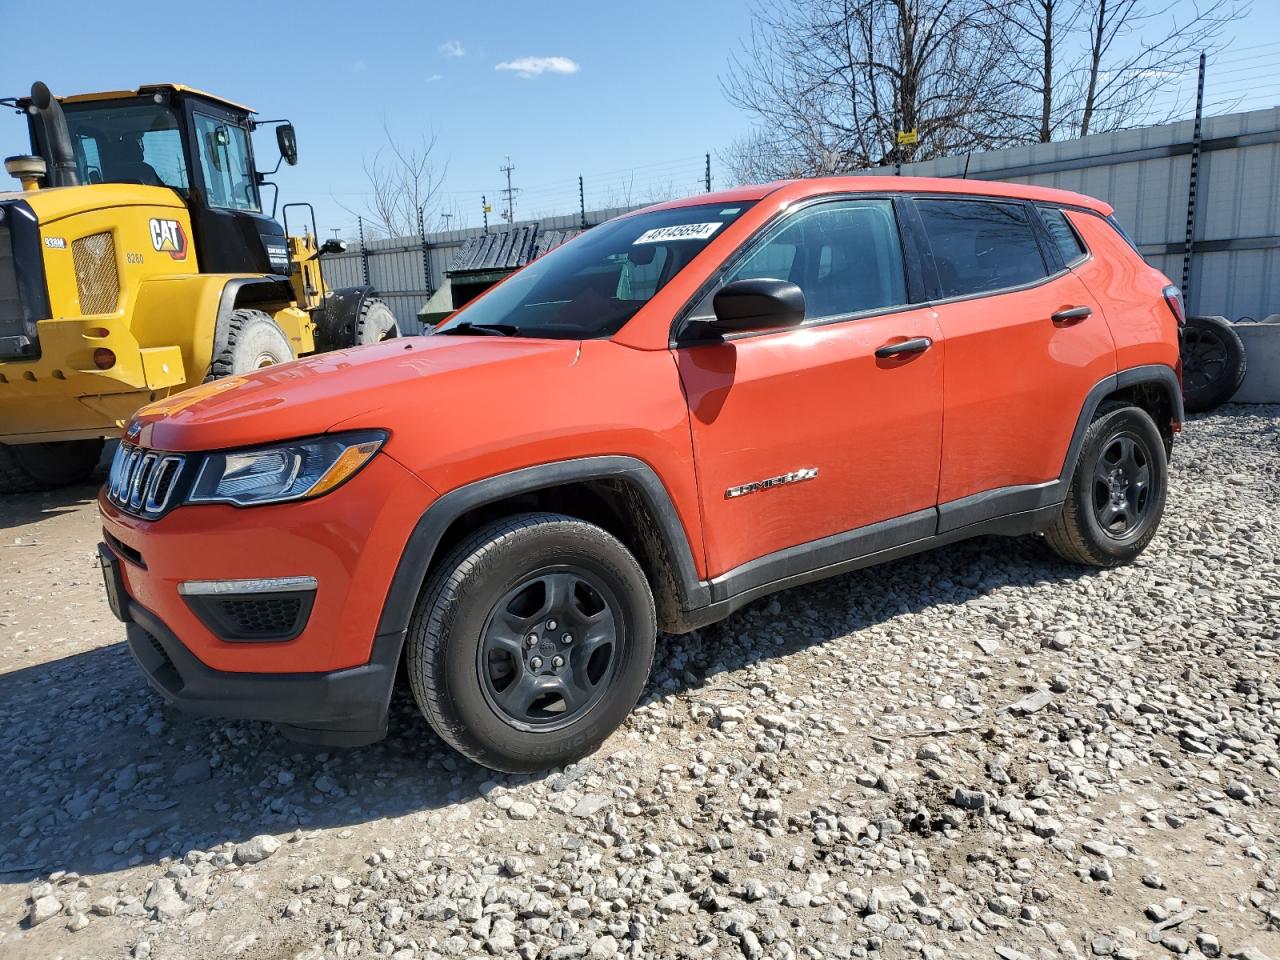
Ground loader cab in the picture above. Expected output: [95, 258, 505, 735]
[22, 84, 291, 276]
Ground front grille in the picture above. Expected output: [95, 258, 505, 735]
[72, 231, 119, 315]
[216, 596, 304, 636]
[107, 442, 186, 518]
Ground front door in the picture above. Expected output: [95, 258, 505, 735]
[674, 198, 944, 580]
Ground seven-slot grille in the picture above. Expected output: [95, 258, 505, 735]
[107, 443, 186, 517]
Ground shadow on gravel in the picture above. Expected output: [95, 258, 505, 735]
[0, 444, 114, 533]
[0, 527, 1088, 882]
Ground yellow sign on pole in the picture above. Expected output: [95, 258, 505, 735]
[483, 204, 493, 214]
[896, 129, 918, 146]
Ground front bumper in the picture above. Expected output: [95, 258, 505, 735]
[102, 543, 404, 747]
[126, 598, 400, 746]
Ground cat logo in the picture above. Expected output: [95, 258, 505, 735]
[149, 218, 188, 260]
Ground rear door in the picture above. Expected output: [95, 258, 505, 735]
[674, 197, 944, 580]
[912, 197, 1115, 527]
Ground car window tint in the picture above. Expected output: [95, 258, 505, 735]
[916, 199, 1048, 298]
[1037, 205, 1088, 264]
[725, 199, 907, 321]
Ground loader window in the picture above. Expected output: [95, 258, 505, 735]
[193, 113, 260, 213]
[62, 102, 189, 191]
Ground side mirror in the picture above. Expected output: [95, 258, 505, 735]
[319, 238, 347, 255]
[707, 278, 805, 335]
[276, 124, 298, 166]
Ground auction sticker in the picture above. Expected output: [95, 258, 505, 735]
[634, 222, 723, 244]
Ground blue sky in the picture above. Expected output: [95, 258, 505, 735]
[3, 0, 1278, 238]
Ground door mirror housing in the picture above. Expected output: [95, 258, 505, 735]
[276, 124, 298, 166]
[706, 278, 806, 335]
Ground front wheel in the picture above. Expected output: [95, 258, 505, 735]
[406, 513, 656, 772]
[1042, 404, 1168, 567]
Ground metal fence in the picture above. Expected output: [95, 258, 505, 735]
[865, 106, 1280, 321]
[319, 206, 639, 332]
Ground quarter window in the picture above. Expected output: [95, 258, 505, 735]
[722, 199, 908, 321]
[194, 114, 260, 212]
[916, 199, 1048, 298]
[1038, 205, 1088, 264]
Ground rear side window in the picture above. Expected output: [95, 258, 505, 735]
[1037, 205, 1088, 265]
[723, 199, 907, 321]
[916, 199, 1048, 299]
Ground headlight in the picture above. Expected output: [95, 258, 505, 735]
[188, 430, 387, 506]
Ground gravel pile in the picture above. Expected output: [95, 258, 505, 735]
[2, 405, 1278, 960]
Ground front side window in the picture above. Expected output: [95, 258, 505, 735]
[721, 199, 908, 321]
[1038, 205, 1088, 265]
[441, 202, 754, 339]
[916, 199, 1048, 299]
[193, 113, 260, 212]
[63, 102, 189, 191]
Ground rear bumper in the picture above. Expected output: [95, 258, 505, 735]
[123, 595, 402, 747]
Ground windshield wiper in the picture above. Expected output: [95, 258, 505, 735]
[434, 321, 519, 337]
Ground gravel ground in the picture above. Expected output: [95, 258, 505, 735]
[1, 405, 1278, 960]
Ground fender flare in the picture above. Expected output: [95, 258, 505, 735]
[315, 285, 376, 351]
[209, 276, 294, 377]
[1061, 363, 1184, 478]
[374, 456, 708, 639]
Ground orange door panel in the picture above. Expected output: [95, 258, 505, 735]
[676, 309, 944, 578]
[933, 274, 1116, 504]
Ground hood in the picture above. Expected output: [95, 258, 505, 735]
[130, 335, 582, 452]
[8, 183, 185, 225]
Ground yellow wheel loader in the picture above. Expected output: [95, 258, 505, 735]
[0, 81, 399, 492]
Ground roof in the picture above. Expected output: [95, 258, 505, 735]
[637, 175, 1113, 217]
[56, 84, 255, 114]
[448, 225, 583, 276]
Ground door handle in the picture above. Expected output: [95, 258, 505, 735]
[875, 336, 933, 359]
[1051, 305, 1092, 325]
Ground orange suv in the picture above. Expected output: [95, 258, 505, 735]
[99, 177, 1183, 772]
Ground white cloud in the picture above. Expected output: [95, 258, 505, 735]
[439, 40, 465, 58]
[495, 56, 581, 79]
[346, 58, 368, 73]
[425, 74, 443, 83]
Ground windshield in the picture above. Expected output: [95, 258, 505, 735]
[61, 101, 189, 192]
[440, 202, 755, 339]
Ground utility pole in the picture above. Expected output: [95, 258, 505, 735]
[579, 176, 587, 228]
[704, 153, 711, 192]
[500, 156, 517, 224]
[441, 213, 453, 231]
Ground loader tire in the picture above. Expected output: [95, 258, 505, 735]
[353, 298, 400, 345]
[0, 439, 104, 493]
[208, 308, 294, 380]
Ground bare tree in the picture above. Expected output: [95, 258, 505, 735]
[990, 0, 1241, 143]
[337, 123, 447, 239]
[722, 0, 1026, 182]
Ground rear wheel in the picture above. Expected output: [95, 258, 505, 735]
[406, 513, 656, 772]
[353, 298, 400, 345]
[1181, 315, 1246, 412]
[0, 438, 104, 493]
[1043, 404, 1167, 567]
[208, 308, 294, 380]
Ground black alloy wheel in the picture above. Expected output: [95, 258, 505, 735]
[478, 569, 621, 732]
[1090, 431, 1153, 538]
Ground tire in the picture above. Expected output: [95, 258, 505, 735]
[406, 513, 657, 773]
[208, 308, 294, 380]
[1181, 315, 1246, 413]
[353, 298, 399, 345]
[1043, 404, 1168, 567]
[0, 438, 104, 493]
